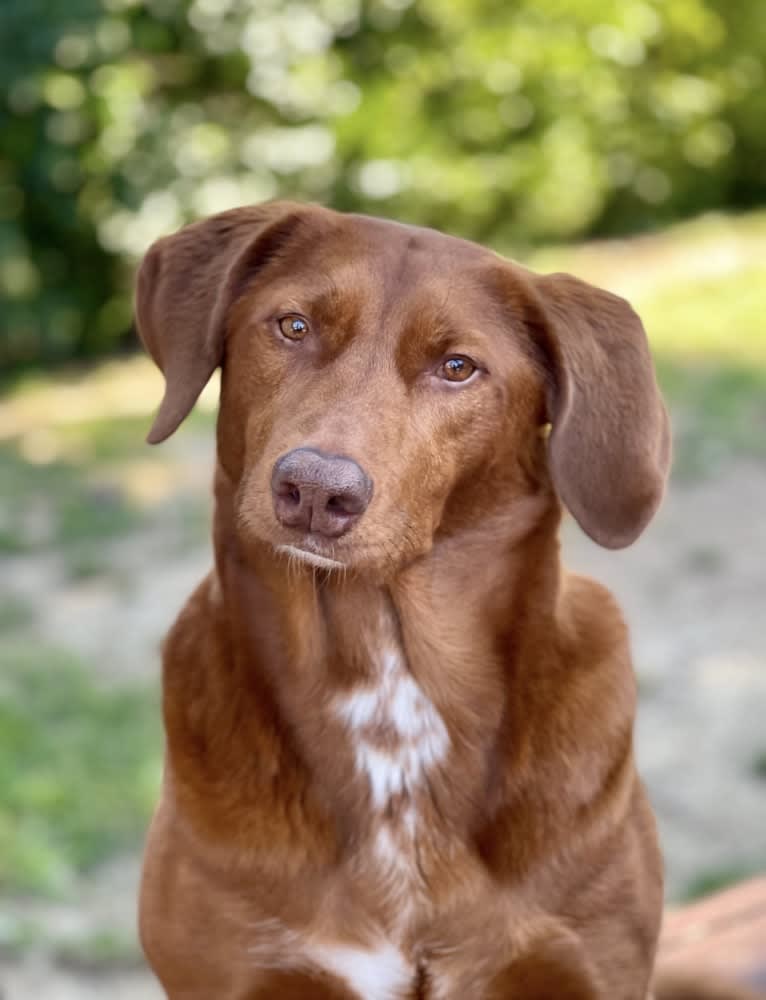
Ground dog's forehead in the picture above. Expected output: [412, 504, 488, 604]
[335, 211, 491, 268]
[280, 209, 506, 317]
[280, 208, 489, 279]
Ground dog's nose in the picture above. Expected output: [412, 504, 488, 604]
[271, 448, 373, 538]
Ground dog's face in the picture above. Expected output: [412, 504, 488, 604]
[136, 202, 670, 577]
[220, 213, 546, 576]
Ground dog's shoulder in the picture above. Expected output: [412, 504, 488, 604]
[162, 570, 224, 652]
[551, 569, 637, 732]
[558, 569, 631, 662]
[159, 570, 232, 702]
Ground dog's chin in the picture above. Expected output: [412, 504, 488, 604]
[270, 536, 434, 583]
[272, 539, 397, 580]
[259, 533, 415, 581]
[274, 543, 348, 573]
[238, 509, 428, 579]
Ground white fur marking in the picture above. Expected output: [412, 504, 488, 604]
[336, 686, 381, 728]
[249, 923, 414, 997]
[374, 825, 400, 865]
[309, 941, 412, 1000]
[402, 805, 418, 838]
[335, 647, 449, 808]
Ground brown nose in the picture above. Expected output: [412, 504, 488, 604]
[271, 448, 373, 538]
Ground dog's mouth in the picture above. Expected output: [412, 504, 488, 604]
[275, 543, 347, 572]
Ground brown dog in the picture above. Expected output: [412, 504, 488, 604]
[135, 202, 750, 999]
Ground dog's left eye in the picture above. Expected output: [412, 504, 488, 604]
[277, 315, 310, 341]
[438, 356, 477, 383]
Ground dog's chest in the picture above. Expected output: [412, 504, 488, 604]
[327, 627, 451, 914]
[333, 644, 449, 811]
[242, 615, 523, 997]
[247, 642, 457, 997]
[333, 635, 450, 909]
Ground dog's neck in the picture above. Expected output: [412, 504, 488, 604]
[212, 462, 560, 674]
[209, 463, 562, 832]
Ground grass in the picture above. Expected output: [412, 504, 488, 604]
[752, 751, 766, 781]
[641, 264, 766, 366]
[55, 929, 143, 971]
[0, 422, 211, 574]
[0, 914, 47, 960]
[683, 863, 764, 903]
[0, 644, 161, 896]
[643, 263, 766, 475]
[524, 210, 766, 474]
[0, 442, 143, 556]
[657, 360, 766, 478]
[682, 544, 726, 575]
[0, 916, 143, 969]
[0, 594, 36, 631]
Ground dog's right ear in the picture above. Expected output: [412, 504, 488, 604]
[525, 270, 671, 549]
[135, 201, 311, 444]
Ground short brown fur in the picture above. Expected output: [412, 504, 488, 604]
[135, 203, 750, 999]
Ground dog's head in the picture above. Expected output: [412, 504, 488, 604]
[136, 201, 670, 577]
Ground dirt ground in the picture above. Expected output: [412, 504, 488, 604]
[2, 438, 765, 999]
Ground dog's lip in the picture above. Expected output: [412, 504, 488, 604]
[275, 543, 347, 571]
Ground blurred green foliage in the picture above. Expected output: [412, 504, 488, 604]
[1, 0, 765, 368]
[0, 645, 160, 894]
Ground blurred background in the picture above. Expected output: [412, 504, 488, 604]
[1, 0, 764, 996]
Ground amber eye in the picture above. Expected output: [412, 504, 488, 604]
[277, 314, 310, 341]
[438, 355, 477, 383]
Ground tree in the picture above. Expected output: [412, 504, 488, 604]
[2, 0, 764, 367]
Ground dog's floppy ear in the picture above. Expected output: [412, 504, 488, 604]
[135, 200, 309, 444]
[530, 272, 671, 549]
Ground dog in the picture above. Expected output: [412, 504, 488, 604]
[135, 202, 758, 999]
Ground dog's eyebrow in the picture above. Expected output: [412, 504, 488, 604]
[423, 322, 467, 351]
[261, 273, 341, 315]
[404, 283, 480, 348]
[306, 272, 369, 318]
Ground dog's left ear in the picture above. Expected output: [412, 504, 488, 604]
[530, 271, 671, 549]
[135, 200, 311, 444]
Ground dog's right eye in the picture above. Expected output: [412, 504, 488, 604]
[438, 355, 478, 383]
[277, 315, 310, 341]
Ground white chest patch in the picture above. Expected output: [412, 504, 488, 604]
[335, 648, 449, 808]
[249, 923, 413, 999]
[309, 940, 413, 1000]
[249, 648, 448, 993]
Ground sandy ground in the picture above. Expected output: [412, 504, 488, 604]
[2, 450, 765, 999]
